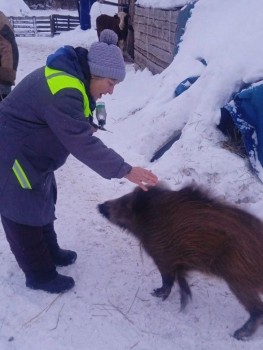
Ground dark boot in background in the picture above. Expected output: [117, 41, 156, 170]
[1, 215, 75, 293]
[43, 222, 77, 267]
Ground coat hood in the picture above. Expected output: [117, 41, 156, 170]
[46, 45, 96, 111]
[46, 45, 85, 82]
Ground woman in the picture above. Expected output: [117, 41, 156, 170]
[0, 30, 158, 294]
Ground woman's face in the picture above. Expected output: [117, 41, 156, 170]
[90, 76, 119, 101]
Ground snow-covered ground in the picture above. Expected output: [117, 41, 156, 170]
[1, 0, 263, 349]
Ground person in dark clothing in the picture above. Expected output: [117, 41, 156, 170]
[0, 11, 19, 100]
[0, 29, 158, 294]
[78, 0, 97, 30]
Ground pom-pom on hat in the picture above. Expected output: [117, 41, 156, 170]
[100, 29, 118, 45]
[88, 29, 126, 82]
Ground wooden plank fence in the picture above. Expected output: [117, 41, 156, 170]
[51, 15, 80, 34]
[9, 15, 80, 37]
[134, 6, 180, 74]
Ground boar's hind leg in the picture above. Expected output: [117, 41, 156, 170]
[233, 310, 263, 340]
[151, 271, 175, 301]
[177, 267, 192, 311]
[230, 284, 263, 340]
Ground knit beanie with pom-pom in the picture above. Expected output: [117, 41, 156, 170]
[87, 29, 126, 82]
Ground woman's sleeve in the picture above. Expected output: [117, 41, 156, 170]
[44, 89, 132, 179]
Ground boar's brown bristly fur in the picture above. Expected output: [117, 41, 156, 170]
[97, 185, 263, 340]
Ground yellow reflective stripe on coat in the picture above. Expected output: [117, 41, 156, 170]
[12, 160, 32, 189]
[44, 66, 91, 118]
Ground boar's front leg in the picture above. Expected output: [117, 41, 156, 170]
[151, 266, 192, 309]
[151, 272, 175, 301]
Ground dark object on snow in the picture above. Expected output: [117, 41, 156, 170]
[173, 57, 207, 98]
[174, 76, 200, 97]
[218, 107, 242, 141]
[98, 184, 263, 340]
[150, 130, 182, 162]
[217, 107, 246, 158]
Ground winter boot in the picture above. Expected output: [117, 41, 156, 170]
[52, 248, 77, 267]
[43, 223, 77, 267]
[1, 215, 75, 293]
[26, 271, 75, 293]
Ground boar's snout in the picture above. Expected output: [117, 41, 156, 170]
[98, 202, 110, 219]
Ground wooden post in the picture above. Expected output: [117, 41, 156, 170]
[50, 15, 55, 36]
[33, 16, 38, 36]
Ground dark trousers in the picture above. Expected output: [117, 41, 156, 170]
[1, 215, 58, 282]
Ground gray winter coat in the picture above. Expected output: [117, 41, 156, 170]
[0, 46, 131, 225]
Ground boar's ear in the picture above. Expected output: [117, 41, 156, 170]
[132, 186, 162, 213]
[132, 189, 149, 213]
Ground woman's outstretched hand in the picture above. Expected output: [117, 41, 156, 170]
[124, 167, 158, 191]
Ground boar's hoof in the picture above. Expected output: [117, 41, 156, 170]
[151, 286, 171, 301]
